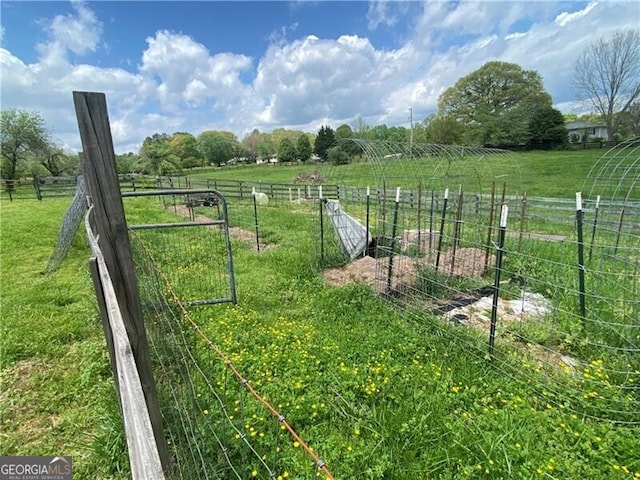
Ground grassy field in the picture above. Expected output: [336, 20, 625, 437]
[187, 149, 608, 199]
[0, 199, 130, 478]
[2, 194, 639, 479]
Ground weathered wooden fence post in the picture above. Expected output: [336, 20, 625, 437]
[73, 91, 170, 473]
[33, 175, 43, 201]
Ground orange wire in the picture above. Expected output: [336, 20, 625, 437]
[143, 241, 335, 480]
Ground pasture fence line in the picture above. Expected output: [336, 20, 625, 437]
[9, 173, 638, 232]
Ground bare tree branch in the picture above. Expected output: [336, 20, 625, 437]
[573, 29, 640, 140]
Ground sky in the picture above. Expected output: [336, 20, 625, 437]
[1, 1, 639, 153]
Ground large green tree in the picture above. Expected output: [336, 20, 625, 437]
[327, 145, 349, 165]
[169, 132, 200, 169]
[438, 61, 552, 147]
[574, 29, 640, 140]
[277, 137, 297, 163]
[1, 109, 51, 181]
[116, 152, 139, 174]
[386, 125, 409, 142]
[370, 124, 389, 141]
[528, 106, 568, 149]
[334, 123, 361, 157]
[138, 133, 179, 175]
[295, 134, 312, 162]
[314, 125, 335, 161]
[258, 135, 276, 160]
[40, 146, 79, 176]
[335, 124, 354, 140]
[421, 114, 466, 145]
[270, 128, 302, 150]
[197, 130, 239, 166]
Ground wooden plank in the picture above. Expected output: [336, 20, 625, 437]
[73, 91, 170, 474]
[89, 257, 119, 394]
[85, 218, 164, 480]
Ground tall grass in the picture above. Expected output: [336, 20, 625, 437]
[163, 200, 640, 478]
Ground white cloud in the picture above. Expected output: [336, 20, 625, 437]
[367, 1, 399, 30]
[0, 49, 37, 89]
[505, 32, 526, 41]
[253, 33, 400, 127]
[36, 0, 102, 66]
[555, 1, 598, 27]
[2, 1, 639, 153]
[415, 0, 539, 48]
[141, 30, 252, 110]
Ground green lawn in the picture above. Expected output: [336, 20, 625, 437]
[0, 199, 129, 479]
[186, 149, 607, 199]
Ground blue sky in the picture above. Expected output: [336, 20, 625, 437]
[1, 1, 639, 153]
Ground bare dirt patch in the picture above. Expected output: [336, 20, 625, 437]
[434, 247, 493, 278]
[323, 247, 490, 292]
[172, 204, 272, 252]
[323, 255, 418, 293]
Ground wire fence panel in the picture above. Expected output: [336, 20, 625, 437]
[122, 189, 237, 306]
[132, 224, 335, 480]
[311, 139, 640, 424]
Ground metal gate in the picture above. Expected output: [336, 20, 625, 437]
[123, 189, 237, 306]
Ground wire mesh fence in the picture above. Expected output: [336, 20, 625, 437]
[127, 191, 334, 479]
[123, 190, 237, 306]
[41, 139, 639, 426]
[41, 137, 640, 478]
[312, 139, 640, 424]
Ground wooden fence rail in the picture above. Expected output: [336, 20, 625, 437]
[7, 172, 640, 229]
[85, 206, 165, 480]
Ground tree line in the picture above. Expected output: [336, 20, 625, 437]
[0, 109, 80, 182]
[2, 29, 638, 179]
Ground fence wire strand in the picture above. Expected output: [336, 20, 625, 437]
[132, 233, 335, 479]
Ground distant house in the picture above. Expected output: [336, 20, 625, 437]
[256, 156, 278, 165]
[565, 122, 608, 142]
